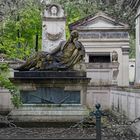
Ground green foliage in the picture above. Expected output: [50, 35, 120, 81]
[0, 74, 22, 108]
[0, 63, 9, 71]
[129, 35, 135, 58]
[0, 0, 42, 60]
[0, 63, 22, 108]
[11, 92, 22, 108]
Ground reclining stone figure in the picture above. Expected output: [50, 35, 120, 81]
[15, 30, 85, 71]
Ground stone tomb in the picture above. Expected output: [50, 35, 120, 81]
[9, 4, 90, 123]
[69, 12, 129, 109]
[69, 12, 129, 87]
[9, 71, 90, 123]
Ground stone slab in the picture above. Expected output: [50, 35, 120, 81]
[14, 71, 86, 78]
[10, 71, 90, 86]
[9, 105, 89, 122]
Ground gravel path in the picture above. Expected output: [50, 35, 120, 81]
[0, 127, 96, 139]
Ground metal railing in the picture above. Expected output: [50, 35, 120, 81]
[89, 103, 140, 140]
[0, 103, 140, 139]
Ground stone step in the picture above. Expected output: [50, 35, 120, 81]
[15, 105, 87, 111]
[9, 106, 89, 123]
[10, 106, 89, 115]
[10, 110, 88, 116]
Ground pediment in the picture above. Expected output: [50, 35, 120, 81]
[83, 17, 123, 28]
[69, 12, 129, 30]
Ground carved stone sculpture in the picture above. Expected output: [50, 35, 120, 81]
[42, 4, 66, 52]
[15, 30, 85, 71]
[112, 50, 118, 62]
[50, 5, 58, 17]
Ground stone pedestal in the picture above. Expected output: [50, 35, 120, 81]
[42, 4, 66, 53]
[9, 71, 90, 123]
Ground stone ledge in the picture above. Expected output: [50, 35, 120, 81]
[9, 106, 89, 122]
[10, 105, 88, 112]
[14, 71, 86, 78]
[9, 78, 90, 86]
[10, 115, 88, 123]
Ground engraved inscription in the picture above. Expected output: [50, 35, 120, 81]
[79, 32, 128, 39]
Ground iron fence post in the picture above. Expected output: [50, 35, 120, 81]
[95, 104, 102, 140]
[90, 103, 104, 140]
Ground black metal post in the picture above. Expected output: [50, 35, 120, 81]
[95, 104, 102, 140]
[89, 103, 104, 140]
[17, 15, 21, 48]
[35, 32, 38, 52]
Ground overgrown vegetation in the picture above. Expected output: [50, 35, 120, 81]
[0, 63, 22, 108]
[0, 0, 42, 60]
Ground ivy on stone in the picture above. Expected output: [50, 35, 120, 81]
[0, 63, 22, 108]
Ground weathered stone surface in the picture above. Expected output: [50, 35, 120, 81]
[9, 105, 88, 122]
[15, 30, 85, 71]
[69, 12, 129, 87]
[9, 71, 90, 123]
[42, 4, 66, 52]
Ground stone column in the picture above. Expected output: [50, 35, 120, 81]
[122, 46, 129, 86]
[135, 5, 140, 84]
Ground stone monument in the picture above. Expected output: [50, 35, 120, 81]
[69, 12, 129, 87]
[42, 4, 66, 53]
[9, 4, 90, 123]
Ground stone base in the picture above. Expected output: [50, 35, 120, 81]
[9, 105, 89, 123]
[9, 71, 90, 123]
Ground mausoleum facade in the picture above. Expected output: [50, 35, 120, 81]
[69, 12, 130, 87]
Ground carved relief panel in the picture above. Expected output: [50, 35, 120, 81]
[42, 4, 66, 53]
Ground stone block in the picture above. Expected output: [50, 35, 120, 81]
[9, 71, 90, 123]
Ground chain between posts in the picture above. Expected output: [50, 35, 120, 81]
[89, 104, 140, 140]
[0, 115, 16, 127]
[126, 117, 140, 125]
[1, 108, 140, 139]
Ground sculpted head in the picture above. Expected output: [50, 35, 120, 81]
[70, 30, 79, 41]
[50, 5, 58, 16]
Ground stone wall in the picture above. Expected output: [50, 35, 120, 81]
[86, 63, 119, 86]
[87, 86, 110, 110]
[110, 88, 140, 134]
[0, 87, 12, 115]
